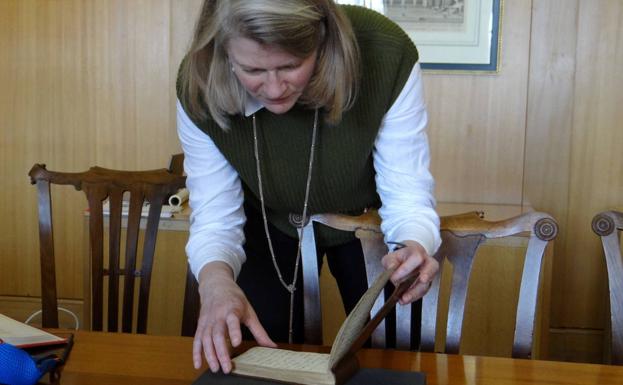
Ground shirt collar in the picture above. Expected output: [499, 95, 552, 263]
[244, 95, 264, 117]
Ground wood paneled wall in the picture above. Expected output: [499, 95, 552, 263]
[426, 0, 532, 205]
[527, 0, 623, 362]
[1, 0, 621, 362]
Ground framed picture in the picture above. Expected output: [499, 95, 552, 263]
[337, 0, 503, 72]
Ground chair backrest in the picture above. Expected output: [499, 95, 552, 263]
[29, 163, 186, 334]
[168, 153, 185, 176]
[297, 209, 558, 359]
[592, 210, 623, 365]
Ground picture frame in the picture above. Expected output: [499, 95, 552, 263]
[337, 0, 503, 73]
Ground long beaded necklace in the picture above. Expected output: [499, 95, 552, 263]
[252, 108, 319, 344]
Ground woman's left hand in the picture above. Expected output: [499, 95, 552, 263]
[381, 240, 439, 304]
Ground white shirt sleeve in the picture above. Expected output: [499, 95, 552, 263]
[176, 100, 247, 279]
[374, 62, 442, 257]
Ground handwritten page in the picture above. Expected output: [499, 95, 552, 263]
[328, 269, 394, 369]
[234, 347, 329, 372]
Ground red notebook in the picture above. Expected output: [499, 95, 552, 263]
[0, 313, 68, 349]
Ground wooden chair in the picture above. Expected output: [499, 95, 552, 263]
[29, 163, 186, 333]
[591, 210, 623, 365]
[297, 209, 558, 358]
[167, 153, 184, 176]
[167, 153, 201, 337]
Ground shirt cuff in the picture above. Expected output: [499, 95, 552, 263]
[386, 222, 441, 258]
[189, 248, 246, 281]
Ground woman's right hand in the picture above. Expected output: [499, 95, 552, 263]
[193, 261, 276, 373]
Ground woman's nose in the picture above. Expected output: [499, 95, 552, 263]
[263, 71, 286, 97]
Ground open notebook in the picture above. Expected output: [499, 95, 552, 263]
[0, 313, 68, 349]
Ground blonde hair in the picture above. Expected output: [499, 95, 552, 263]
[178, 0, 360, 129]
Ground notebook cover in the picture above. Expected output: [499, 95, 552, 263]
[192, 367, 426, 385]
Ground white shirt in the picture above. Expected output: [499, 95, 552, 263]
[177, 62, 441, 279]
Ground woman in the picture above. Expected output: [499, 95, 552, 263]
[176, 0, 441, 374]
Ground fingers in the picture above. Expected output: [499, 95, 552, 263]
[191, 274, 274, 373]
[226, 314, 243, 347]
[212, 324, 233, 373]
[202, 305, 275, 374]
[399, 280, 433, 305]
[194, 323, 220, 372]
[244, 306, 277, 348]
[193, 317, 239, 374]
[392, 250, 423, 282]
[417, 252, 439, 285]
[399, 255, 439, 304]
[382, 241, 440, 304]
[192, 327, 205, 370]
[193, 315, 215, 370]
[383, 242, 427, 282]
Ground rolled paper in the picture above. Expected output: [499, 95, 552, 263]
[168, 188, 189, 207]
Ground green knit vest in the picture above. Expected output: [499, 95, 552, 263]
[177, 6, 419, 247]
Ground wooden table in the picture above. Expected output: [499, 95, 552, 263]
[47, 330, 623, 385]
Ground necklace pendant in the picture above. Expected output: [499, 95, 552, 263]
[288, 212, 310, 228]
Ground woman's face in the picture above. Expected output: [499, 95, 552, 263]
[227, 37, 317, 115]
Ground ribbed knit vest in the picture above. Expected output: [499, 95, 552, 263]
[177, 6, 419, 247]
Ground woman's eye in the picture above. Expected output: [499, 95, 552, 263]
[282, 64, 299, 71]
[243, 68, 263, 75]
